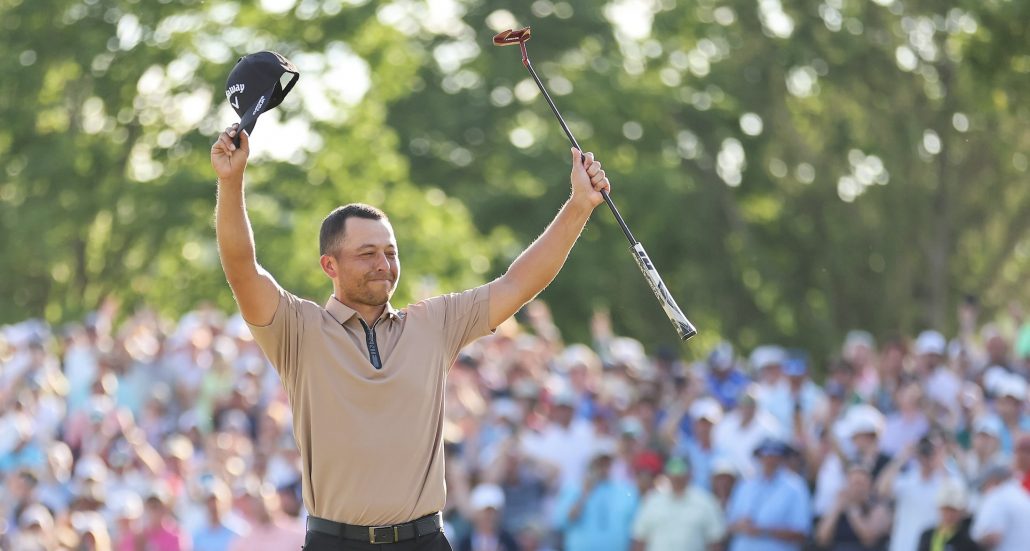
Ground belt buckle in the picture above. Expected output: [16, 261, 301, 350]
[368, 525, 398, 544]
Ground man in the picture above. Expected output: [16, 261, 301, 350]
[454, 484, 520, 551]
[553, 442, 639, 551]
[674, 397, 723, 490]
[725, 438, 811, 551]
[970, 465, 1030, 551]
[916, 480, 978, 551]
[631, 456, 725, 551]
[211, 122, 611, 551]
[704, 342, 749, 409]
[713, 386, 783, 475]
[876, 436, 960, 551]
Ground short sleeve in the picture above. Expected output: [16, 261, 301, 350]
[970, 492, 1005, 541]
[424, 285, 493, 357]
[245, 287, 307, 391]
[630, 495, 657, 540]
[702, 492, 728, 543]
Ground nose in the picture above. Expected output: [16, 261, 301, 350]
[374, 251, 391, 272]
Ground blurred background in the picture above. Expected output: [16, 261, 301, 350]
[3, 0, 1030, 550]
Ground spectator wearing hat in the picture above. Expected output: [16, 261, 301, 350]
[958, 416, 1008, 489]
[814, 464, 890, 551]
[763, 354, 825, 440]
[670, 397, 723, 491]
[842, 331, 880, 402]
[630, 455, 725, 551]
[970, 465, 1030, 551]
[915, 330, 963, 414]
[704, 342, 749, 410]
[710, 458, 739, 514]
[71, 510, 115, 551]
[12, 503, 58, 551]
[714, 387, 783, 476]
[813, 406, 890, 518]
[455, 484, 520, 551]
[915, 480, 979, 551]
[726, 438, 811, 551]
[877, 436, 962, 551]
[992, 375, 1030, 455]
[553, 440, 638, 551]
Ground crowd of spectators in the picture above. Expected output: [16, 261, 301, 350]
[3, 298, 1030, 551]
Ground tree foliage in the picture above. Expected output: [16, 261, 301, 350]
[2, 0, 1028, 360]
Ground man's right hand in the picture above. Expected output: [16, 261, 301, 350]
[211, 123, 250, 182]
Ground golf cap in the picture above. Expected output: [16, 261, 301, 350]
[973, 415, 1003, 439]
[753, 438, 791, 458]
[689, 397, 724, 424]
[469, 483, 505, 511]
[936, 479, 968, 509]
[225, 51, 299, 141]
[914, 330, 946, 356]
[664, 456, 690, 476]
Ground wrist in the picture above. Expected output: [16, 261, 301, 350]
[217, 175, 244, 188]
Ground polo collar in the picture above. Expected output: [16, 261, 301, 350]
[325, 296, 399, 326]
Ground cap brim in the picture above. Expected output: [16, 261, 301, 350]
[234, 83, 277, 147]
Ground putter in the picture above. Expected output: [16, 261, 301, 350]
[493, 27, 697, 341]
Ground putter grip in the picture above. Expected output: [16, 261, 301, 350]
[629, 243, 697, 341]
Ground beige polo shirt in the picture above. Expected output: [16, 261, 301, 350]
[246, 284, 492, 526]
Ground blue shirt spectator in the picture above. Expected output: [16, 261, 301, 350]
[553, 446, 638, 551]
[727, 439, 811, 551]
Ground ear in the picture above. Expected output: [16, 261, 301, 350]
[320, 254, 337, 278]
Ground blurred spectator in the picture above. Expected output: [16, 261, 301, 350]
[191, 478, 244, 551]
[227, 482, 303, 551]
[714, 386, 783, 475]
[1015, 434, 1030, 492]
[726, 438, 811, 551]
[970, 465, 1030, 551]
[705, 342, 749, 409]
[553, 442, 638, 551]
[630, 455, 725, 551]
[455, 484, 520, 551]
[880, 383, 930, 456]
[878, 436, 961, 551]
[710, 458, 739, 513]
[4, 301, 1030, 551]
[915, 480, 979, 551]
[116, 488, 189, 551]
[814, 464, 890, 551]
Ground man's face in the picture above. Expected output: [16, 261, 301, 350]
[323, 218, 400, 307]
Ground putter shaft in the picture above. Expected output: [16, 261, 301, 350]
[520, 45, 638, 246]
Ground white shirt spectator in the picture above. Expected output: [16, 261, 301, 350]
[632, 484, 725, 551]
[970, 479, 1030, 551]
[713, 409, 783, 476]
[521, 418, 599, 489]
[889, 468, 960, 551]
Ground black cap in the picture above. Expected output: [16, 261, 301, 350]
[224, 51, 299, 145]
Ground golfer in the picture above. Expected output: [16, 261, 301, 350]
[210, 124, 610, 550]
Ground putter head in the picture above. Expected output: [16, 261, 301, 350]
[492, 27, 531, 46]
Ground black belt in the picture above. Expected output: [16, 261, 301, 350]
[306, 512, 443, 544]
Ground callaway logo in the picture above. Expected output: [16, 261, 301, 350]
[226, 83, 245, 109]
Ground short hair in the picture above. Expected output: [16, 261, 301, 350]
[319, 203, 387, 256]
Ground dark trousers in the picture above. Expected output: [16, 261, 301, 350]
[302, 530, 453, 551]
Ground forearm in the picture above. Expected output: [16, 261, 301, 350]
[491, 199, 591, 321]
[216, 177, 259, 280]
[814, 508, 841, 545]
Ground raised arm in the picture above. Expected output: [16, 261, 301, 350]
[211, 124, 280, 326]
[487, 148, 610, 328]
